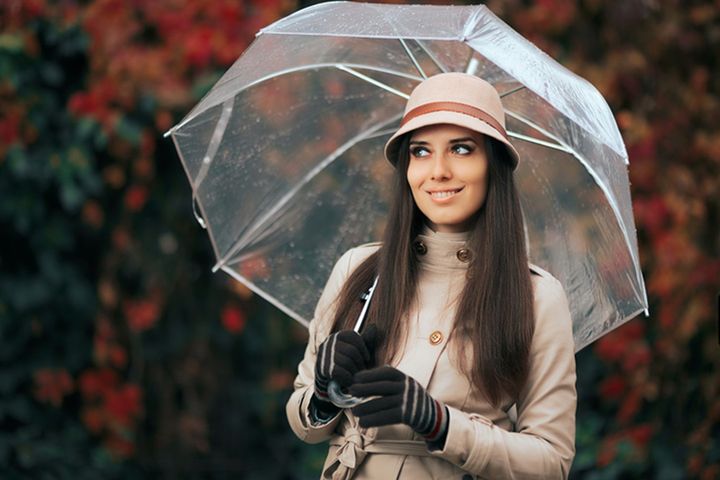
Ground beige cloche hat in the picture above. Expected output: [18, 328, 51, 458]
[384, 72, 519, 169]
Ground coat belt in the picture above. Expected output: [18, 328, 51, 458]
[323, 425, 431, 480]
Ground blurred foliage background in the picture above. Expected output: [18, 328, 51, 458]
[0, 0, 718, 478]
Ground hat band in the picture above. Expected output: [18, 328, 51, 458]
[400, 101, 508, 140]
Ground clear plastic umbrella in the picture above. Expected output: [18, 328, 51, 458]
[166, 2, 648, 352]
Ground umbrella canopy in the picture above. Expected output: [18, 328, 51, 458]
[167, 2, 648, 352]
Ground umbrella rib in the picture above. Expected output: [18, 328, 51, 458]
[193, 99, 234, 190]
[507, 131, 571, 153]
[399, 39, 427, 79]
[507, 110, 644, 292]
[213, 113, 403, 272]
[167, 63, 421, 135]
[220, 266, 309, 327]
[465, 56, 480, 75]
[364, 127, 399, 140]
[500, 85, 527, 98]
[415, 40, 449, 74]
[335, 65, 411, 99]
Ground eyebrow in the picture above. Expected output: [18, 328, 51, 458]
[409, 137, 479, 145]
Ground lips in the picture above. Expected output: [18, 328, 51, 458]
[427, 187, 463, 199]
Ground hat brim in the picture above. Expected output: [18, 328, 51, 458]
[383, 111, 520, 170]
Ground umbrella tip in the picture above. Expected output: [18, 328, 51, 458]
[163, 128, 174, 138]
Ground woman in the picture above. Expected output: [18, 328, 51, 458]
[286, 73, 577, 479]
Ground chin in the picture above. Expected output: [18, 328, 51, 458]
[428, 217, 472, 232]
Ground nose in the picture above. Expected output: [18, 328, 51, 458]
[430, 152, 452, 180]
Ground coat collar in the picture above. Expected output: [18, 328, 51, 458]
[414, 225, 471, 272]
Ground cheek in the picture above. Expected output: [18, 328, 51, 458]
[462, 165, 489, 204]
[463, 161, 489, 189]
[406, 164, 424, 192]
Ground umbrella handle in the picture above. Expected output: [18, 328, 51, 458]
[327, 380, 366, 408]
[326, 275, 380, 409]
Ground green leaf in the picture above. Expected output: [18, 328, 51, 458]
[115, 117, 143, 145]
[0, 34, 24, 52]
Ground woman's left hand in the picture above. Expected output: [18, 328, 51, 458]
[349, 366, 448, 443]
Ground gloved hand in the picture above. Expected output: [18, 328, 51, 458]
[313, 325, 378, 413]
[349, 366, 449, 444]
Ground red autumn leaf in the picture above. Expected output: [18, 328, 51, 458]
[184, 27, 215, 69]
[124, 297, 161, 333]
[265, 370, 294, 391]
[104, 433, 135, 458]
[221, 305, 247, 334]
[105, 383, 143, 427]
[124, 184, 149, 212]
[81, 200, 105, 228]
[154, 110, 173, 133]
[617, 389, 642, 423]
[620, 321, 645, 342]
[688, 453, 704, 475]
[79, 368, 119, 399]
[19, 0, 45, 20]
[93, 334, 110, 364]
[111, 227, 130, 251]
[622, 343, 651, 371]
[634, 196, 671, 235]
[33, 368, 74, 407]
[81, 406, 106, 434]
[139, 130, 156, 157]
[688, 260, 720, 288]
[596, 436, 618, 468]
[109, 345, 128, 369]
[627, 424, 654, 448]
[594, 333, 626, 362]
[67, 79, 117, 125]
[0, 115, 20, 145]
[599, 375, 626, 400]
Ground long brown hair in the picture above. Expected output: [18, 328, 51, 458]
[330, 135, 534, 407]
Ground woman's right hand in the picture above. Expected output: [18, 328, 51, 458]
[314, 325, 377, 405]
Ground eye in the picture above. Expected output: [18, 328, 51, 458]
[410, 146, 430, 158]
[452, 144, 474, 155]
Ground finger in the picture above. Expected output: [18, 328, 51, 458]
[360, 324, 378, 357]
[333, 345, 365, 374]
[351, 395, 402, 417]
[353, 365, 404, 384]
[316, 335, 335, 377]
[333, 350, 365, 377]
[336, 331, 370, 365]
[348, 379, 403, 397]
[356, 408, 404, 429]
[331, 366, 354, 388]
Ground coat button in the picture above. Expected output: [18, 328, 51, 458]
[429, 330, 443, 345]
[413, 240, 427, 255]
[456, 248, 471, 263]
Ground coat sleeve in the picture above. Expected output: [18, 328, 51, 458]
[285, 248, 357, 444]
[430, 276, 577, 479]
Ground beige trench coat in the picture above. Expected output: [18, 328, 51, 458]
[286, 233, 576, 480]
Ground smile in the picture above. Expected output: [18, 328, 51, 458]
[427, 188, 463, 199]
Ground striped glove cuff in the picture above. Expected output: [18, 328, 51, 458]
[402, 375, 449, 443]
[420, 400, 449, 444]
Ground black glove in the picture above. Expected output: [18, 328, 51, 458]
[313, 325, 377, 415]
[349, 366, 449, 444]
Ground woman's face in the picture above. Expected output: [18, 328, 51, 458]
[406, 124, 489, 233]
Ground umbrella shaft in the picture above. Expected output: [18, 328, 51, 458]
[354, 276, 379, 332]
